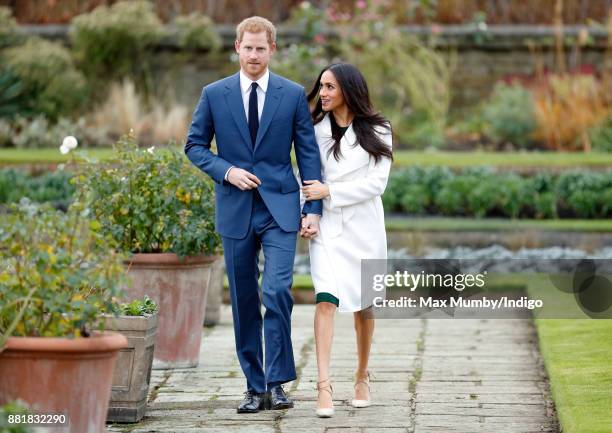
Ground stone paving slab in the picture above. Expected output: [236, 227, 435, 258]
[107, 305, 559, 433]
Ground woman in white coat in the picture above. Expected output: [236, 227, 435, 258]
[301, 63, 393, 418]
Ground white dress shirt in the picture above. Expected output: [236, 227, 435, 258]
[225, 69, 270, 181]
[240, 68, 268, 122]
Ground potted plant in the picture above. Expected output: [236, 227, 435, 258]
[0, 199, 128, 433]
[78, 133, 221, 368]
[103, 295, 157, 423]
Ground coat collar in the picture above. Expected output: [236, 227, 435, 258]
[316, 113, 356, 149]
[316, 114, 369, 179]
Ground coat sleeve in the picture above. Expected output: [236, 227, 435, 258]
[327, 128, 392, 209]
[184, 86, 233, 184]
[293, 89, 323, 215]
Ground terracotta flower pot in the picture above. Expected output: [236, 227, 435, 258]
[123, 253, 215, 369]
[204, 255, 225, 327]
[0, 332, 127, 433]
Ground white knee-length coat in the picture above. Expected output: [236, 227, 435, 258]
[307, 114, 392, 312]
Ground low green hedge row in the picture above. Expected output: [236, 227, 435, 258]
[0, 168, 74, 207]
[383, 166, 612, 219]
[3, 166, 612, 219]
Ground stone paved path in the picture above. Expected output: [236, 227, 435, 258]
[107, 305, 559, 433]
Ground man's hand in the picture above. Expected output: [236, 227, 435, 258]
[300, 214, 320, 239]
[227, 167, 262, 190]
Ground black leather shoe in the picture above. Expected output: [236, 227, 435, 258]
[268, 385, 294, 410]
[237, 390, 267, 413]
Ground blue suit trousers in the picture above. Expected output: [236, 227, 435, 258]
[222, 190, 297, 393]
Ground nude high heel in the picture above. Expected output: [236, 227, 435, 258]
[315, 378, 334, 418]
[351, 371, 371, 408]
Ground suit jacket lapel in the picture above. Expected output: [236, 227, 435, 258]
[255, 73, 283, 151]
[223, 73, 253, 152]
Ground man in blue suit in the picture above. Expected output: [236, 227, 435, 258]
[185, 16, 322, 413]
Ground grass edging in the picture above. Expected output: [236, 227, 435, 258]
[534, 319, 612, 433]
[385, 217, 612, 232]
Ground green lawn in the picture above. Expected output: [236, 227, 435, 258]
[386, 217, 612, 232]
[392, 151, 612, 168]
[535, 319, 612, 433]
[0, 148, 118, 164]
[2, 148, 612, 168]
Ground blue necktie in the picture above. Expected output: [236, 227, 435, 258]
[248, 82, 259, 147]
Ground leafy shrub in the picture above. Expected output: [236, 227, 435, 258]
[496, 173, 528, 218]
[533, 192, 557, 219]
[482, 83, 537, 147]
[8, 115, 110, 148]
[0, 6, 20, 48]
[403, 118, 446, 149]
[272, 3, 330, 89]
[589, 116, 612, 152]
[383, 166, 430, 212]
[0, 119, 11, 147]
[271, 44, 329, 90]
[434, 174, 481, 216]
[566, 190, 599, 218]
[556, 170, 612, 218]
[286, 1, 327, 41]
[2, 38, 88, 120]
[419, 165, 454, 192]
[70, 0, 164, 94]
[433, 179, 468, 216]
[467, 179, 500, 217]
[533, 74, 609, 151]
[329, 2, 453, 148]
[173, 13, 221, 51]
[0, 68, 31, 120]
[76, 133, 221, 257]
[400, 184, 430, 214]
[555, 170, 611, 204]
[529, 172, 555, 194]
[0, 199, 126, 339]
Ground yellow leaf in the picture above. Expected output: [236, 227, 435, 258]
[15, 322, 25, 335]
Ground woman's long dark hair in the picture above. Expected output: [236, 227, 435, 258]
[307, 63, 393, 163]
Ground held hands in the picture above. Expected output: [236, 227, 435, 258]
[300, 214, 320, 239]
[302, 180, 329, 201]
[227, 167, 261, 190]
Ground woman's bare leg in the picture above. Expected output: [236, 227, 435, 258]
[353, 309, 374, 400]
[315, 301, 336, 408]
